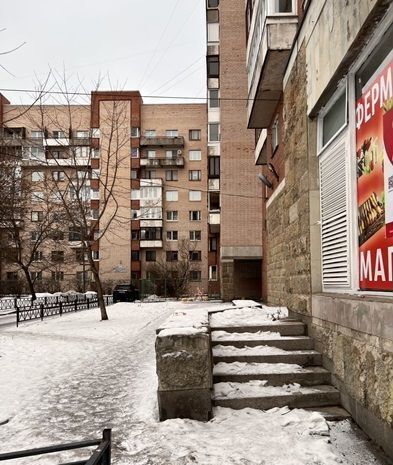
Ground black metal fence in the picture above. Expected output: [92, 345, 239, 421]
[0, 294, 113, 326]
[0, 429, 111, 464]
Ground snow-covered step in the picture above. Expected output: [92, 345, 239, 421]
[211, 331, 314, 350]
[213, 362, 331, 386]
[210, 321, 306, 336]
[302, 406, 351, 421]
[212, 345, 322, 366]
[212, 381, 340, 410]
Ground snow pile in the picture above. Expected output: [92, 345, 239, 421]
[213, 361, 304, 376]
[214, 380, 312, 398]
[156, 305, 212, 338]
[210, 304, 288, 327]
[213, 344, 288, 356]
[212, 330, 282, 341]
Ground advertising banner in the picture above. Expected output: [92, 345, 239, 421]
[356, 52, 393, 291]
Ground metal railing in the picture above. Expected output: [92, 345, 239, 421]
[0, 294, 113, 326]
[0, 429, 111, 464]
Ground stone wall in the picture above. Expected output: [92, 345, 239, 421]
[266, 44, 312, 316]
[310, 294, 393, 458]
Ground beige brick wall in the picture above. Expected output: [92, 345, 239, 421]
[141, 104, 209, 295]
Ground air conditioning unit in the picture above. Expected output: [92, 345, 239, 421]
[177, 149, 182, 155]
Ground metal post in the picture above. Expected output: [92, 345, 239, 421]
[40, 303, 44, 321]
[74, 300, 77, 312]
[102, 429, 111, 465]
[16, 307, 19, 327]
[59, 301, 63, 316]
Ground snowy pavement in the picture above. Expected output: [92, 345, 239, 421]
[0, 301, 390, 464]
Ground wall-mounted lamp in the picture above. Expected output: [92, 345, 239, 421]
[267, 162, 279, 181]
[257, 173, 273, 189]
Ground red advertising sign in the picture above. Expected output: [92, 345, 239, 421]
[356, 52, 393, 291]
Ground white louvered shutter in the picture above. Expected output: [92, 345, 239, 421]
[319, 133, 351, 289]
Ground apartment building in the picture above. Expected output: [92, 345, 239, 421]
[206, 0, 264, 301]
[246, 0, 393, 457]
[0, 92, 208, 297]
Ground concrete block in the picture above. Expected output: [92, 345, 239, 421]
[158, 388, 212, 421]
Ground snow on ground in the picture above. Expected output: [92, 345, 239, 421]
[212, 330, 282, 340]
[213, 380, 308, 398]
[213, 344, 289, 356]
[213, 361, 304, 375]
[210, 305, 289, 327]
[0, 300, 389, 465]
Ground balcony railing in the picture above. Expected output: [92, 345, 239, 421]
[140, 156, 184, 168]
[140, 136, 184, 147]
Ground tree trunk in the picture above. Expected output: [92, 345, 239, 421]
[22, 266, 36, 301]
[86, 247, 108, 321]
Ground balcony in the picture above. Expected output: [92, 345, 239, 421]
[208, 211, 220, 234]
[246, 1, 298, 128]
[140, 240, 163, 248]
[0, 127, 26, 146]
[140, 155, 185, 168]
[140, 219, 163, 228]
[43, 138, 70, 147]
[140, 136, 184, 147]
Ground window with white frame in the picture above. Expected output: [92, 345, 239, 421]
[144, 129, 156, 137]
[209, 265, 218, 281]
[270, 0, 295, 14]
[131, 189, 140, 200]
[30, 147, 45, 161]
[75, 130, 89, 138]
[147, 150, 156, 159]
[32, 171, 44, 182]
[189, 129, 201, 141]
[189, 230, 201, 241]
[166, 190, 178, 201]
[140, 207, 162, 219]
[32, 191, 44, 202]
[209, 89, 220, 108]
[189, 170, 201, 181]
[75, 146, 89, 158]
[167, 230, 178, 241]
[131, 127, 140, 138]
[320, 89, 347, 151]
[131, 148, 140, 158]
[52, 171, 65, 181]
[167, 210, 178, 221]
[52, 130, 66, 139]
[189, 210, 201, 221]
[31, 130, 43, 139]
[92, 250, 99, 261]
[31, 211, 44, 222]
[189, 150, 202, 161]
[166, 129, 178, 137]
[209, 123, 220, 142]
[189, 190, 202, 201]
[207, 23, 219, 42]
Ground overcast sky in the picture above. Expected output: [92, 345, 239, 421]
[0, 0, 206, 105]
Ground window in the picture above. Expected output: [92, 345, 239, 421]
[131, 169, 138, 179]
[271, 0, 294, 13]
[209, 236, 218, 251]
[51, 250, 64, 263]
[189, 230, 201, 241]
[69, 227, 82, 241]
[131, 189, 140, 200]
[320, 90, 347, 149]
[32, 191, 44, 202]
[166, 251, 178, 262]
[207, 56, 219, 78]
[144, 170, 156, 179]
[189, 190, 202, 201]
[4, 248, 17, 263]
[31, 231, 40, 241]
[91, 169, 100, 179]
[209, 265, 218, 281]
[31, 211, 44, 222]
[167, 230, 178, 241]
[207, 23, 219, 42]
[92, 149, 100, 158]
[146, 250, 156, 262]
[131, 209, 140, 219]
[51, 230, 64, 241]
[31, 147, 45, 160]
[189, 129, 201, 141]
[147, 150, 156, 159]
[75, 146, 89, 158]
[75, 249, 86, 262]
[189, 250, 202, 261]
[140, 227, 162, 240]
[167, 210, 178, 221]
[208, 156, 220, 177]
[207, 0, 219, 7]
[131, 250, 140, 261]
[7, 271, 18, 281]
[131, 148, 140, 158]
[91, 209, 99, 220]
[189, 150, 202, 161]
[33, 251, 43, 261]
[189, 170, 202, 181]
[166, 170, 178, 181]
[32, 171, 44, 182]
[189, 210, 201, 221]
[165, 129, 178, 137]
[52, 271, 64, 281]
[140, 206, 162, 220]
[52, 130, 66, 139]
[207, 9, 219, 22]
[131, 230, 139, 240]
[209, 123, 220, 142]
[30, 271, 42, 281]
[92, 250, 99, 261]
[31, 130, 43, 139]
[52, 171, 65, 181]
[131, 127, 140, 138]
[75, 130, 89, 139]
[166, 191, 178, 201]
[166, 150, 176, 159]
[271, 115, 279, 154]
[144, 129, 156, 137]
[190, 270, 202, 281]
[209, 89, 219, 108]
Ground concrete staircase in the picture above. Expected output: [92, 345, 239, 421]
[211, 318, 350, 421]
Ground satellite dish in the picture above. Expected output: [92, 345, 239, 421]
[257, 173, 273, 189]
[267, 162, 279, 181]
